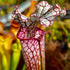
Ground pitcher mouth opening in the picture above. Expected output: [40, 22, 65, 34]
[17, 27, 46, 41]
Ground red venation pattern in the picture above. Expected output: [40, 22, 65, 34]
[17, 27, 46, 70]
[21, 39, 41, 70]
[40, 36, 45, 70]
[17, 27, 27, 39]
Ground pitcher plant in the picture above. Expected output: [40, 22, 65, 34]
[11, 1, 66, 70]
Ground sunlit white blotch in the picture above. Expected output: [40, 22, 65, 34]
[31, 46, 34, 51]
[42, 1, 45, 6]
[31, 59, 34, 64]
[27, 49, 31, 53]
[39, 61, 41, 65]
[33, 51, 36, 56]
[37, 50, 39, 55]
[21, 41, 23, 44]
[40, 18, 50, 27]
[31, 64, 33, 67]
[36, 60, 38, 64]
[47, 16, 55, 20]
[60, 8, 66, 16]
[29, 53, 33, 58]
[33, 65, 36, 68]
[26, 52, 28, 55]
[36, 46, 39, 49]
[24, 47, 28, 51]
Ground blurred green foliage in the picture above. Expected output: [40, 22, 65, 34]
[10, 39, 21, 70]
[0, 0, 16, 5]
[0, 0, 26, 5]
[39, 0, 65, 5]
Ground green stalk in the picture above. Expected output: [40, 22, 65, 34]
[59, 22, 70, 42]
[22, 64, 26, 70]
[2, 54, 8, 70]
[60, 23, 68, 36]
[9, 39, 21, 70]
[0, 41, 9, 70]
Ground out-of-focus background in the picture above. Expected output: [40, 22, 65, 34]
[0, 0, 70, 70]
